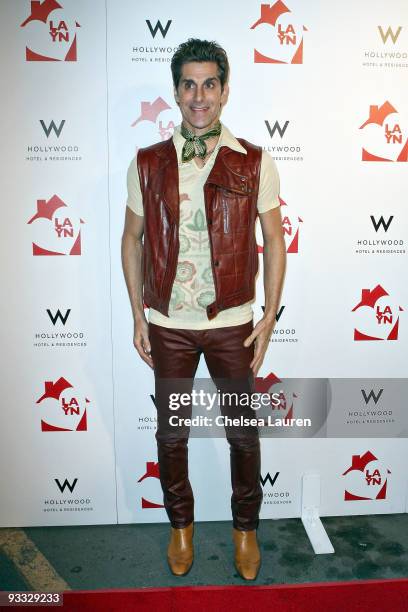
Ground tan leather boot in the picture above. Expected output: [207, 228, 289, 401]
[233, 528, 261, 580]
[167, 522, 194, 576]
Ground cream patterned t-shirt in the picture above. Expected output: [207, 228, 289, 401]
[127, 123, 280, 330]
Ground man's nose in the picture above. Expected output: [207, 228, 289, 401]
[194, 85, 204, 102]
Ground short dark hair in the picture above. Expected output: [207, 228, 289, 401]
[171, 38, 230, 90]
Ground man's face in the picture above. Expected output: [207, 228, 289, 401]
[174, 61, 229, 134]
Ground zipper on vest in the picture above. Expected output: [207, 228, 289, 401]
[222, 199, 229, 234]
[164, 233, 178, 312]
[205, 186, 219, 311]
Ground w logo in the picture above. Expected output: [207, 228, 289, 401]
[265, 120, 290, 139]
[260, 472, 279, 487]
[146, 19, 172, 38]
[47, 309, 71, 326]
[55, 478, 78, 493]
[361, 388, 384, 405]
[370, 215, 393, 232]
[378, 26, 402, 44]
[40, 120, 65, 138]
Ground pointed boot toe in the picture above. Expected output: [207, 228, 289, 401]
[233, 527, 261, 581]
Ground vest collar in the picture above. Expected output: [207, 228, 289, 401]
[153, 128, 250, 222]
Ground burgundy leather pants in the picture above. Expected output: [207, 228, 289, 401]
[148, 319, 263, 531]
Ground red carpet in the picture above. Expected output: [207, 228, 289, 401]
[30, 578, 408, 611]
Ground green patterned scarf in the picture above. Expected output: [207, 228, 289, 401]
[180, 121, 222, 162]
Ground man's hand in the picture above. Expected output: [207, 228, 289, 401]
[122, 208, 154, 369]
[133, 318, 154, 369]
[243, 317, 275, 376]
[245, 204, 286, 377]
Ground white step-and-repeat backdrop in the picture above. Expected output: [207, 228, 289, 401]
[1, 0, 407, 527]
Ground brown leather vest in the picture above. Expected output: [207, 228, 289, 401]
[137, 137, 262, 320]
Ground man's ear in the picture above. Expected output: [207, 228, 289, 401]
[174, 85, 180, 105]
[221, 82, 230, 108]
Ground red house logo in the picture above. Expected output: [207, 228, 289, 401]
[27, 195, 84, 255]
[255, 372, 297, 422]
[250, 2, 307, 64]
[359, 101, 408, 162]
[352, 285, 403, 341]
[258, 197, 303, 254]
[137, 462, 164, 509]
[36, 377, 89, 431]
[131, 96, 175, 142]
[342, 451, 391, 501]
[21, 1, 80, 62]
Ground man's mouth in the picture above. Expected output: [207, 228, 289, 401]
[191, 106, 209, 112]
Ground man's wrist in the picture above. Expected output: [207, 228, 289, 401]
[262, 310, 277, 325]
[134, 310, 147, 325]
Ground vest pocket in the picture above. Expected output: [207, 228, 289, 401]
[237, 199, 249, 230]
[220, 188, 250, 232]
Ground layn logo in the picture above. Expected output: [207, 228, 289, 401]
[280, 197, 303, 253]
[20, 1, 80, 62]
[132, 97, 171, 126]
[40, 120, 65, 138]
[131, 96, 176, 145]
[250, 1, 307, 64]
[36, 377, 89, 432]
[47, 308, 71, 325]
[378, 26, 402, 44]
[55, 478, 78, 493]
[137, 462, 164, 509]
[255, 372, 297, 420]
[370, 215, 393, 232]
[352, 284, 403, 341]
[361, 389, 384, 405]
[258, 197, 303, 254]
[342, 451, 391, 501]
[27, 195, 84, 256]
[359, 101, 408, 162]
[145, 19, 172, 38]
[265, 120, 290, 139]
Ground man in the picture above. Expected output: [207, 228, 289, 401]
[122, 38, 286, 580]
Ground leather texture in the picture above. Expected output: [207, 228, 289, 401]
[149, 319, 263, 531]
[137, 138, 262, 320]
[233, 527, 261, 580]
[167, 522, 194, 576]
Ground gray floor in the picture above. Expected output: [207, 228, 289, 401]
[1, 514, 408, 590]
